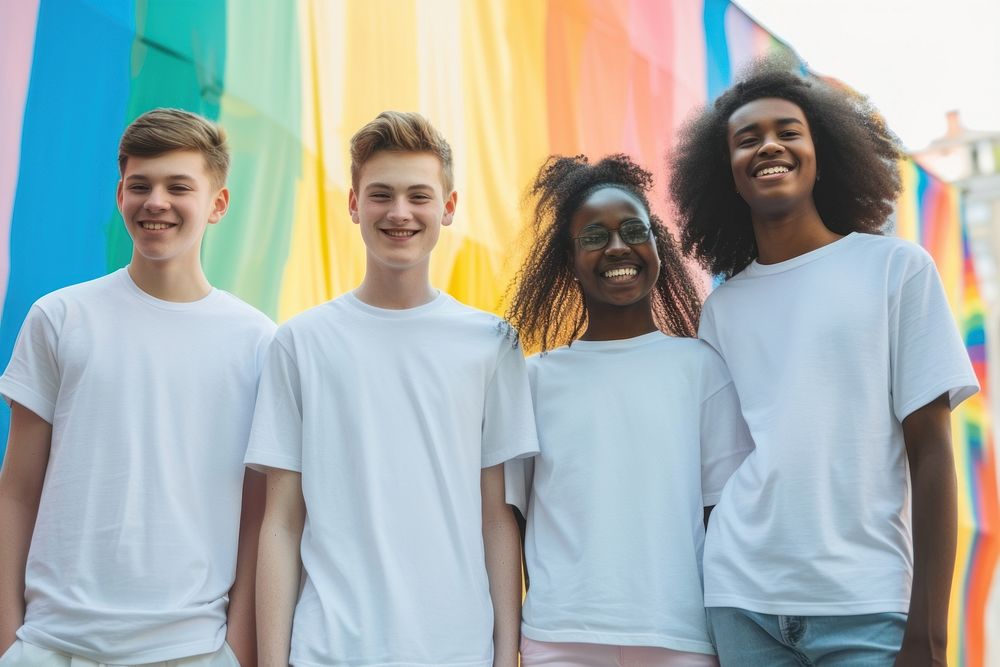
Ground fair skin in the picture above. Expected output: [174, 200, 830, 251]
[729, 98, 958, 664]
[258, 150, 520, 666]
[226, 471, 266, 666]
[347, 150, 456, 309]
[0, 403, 51, 652]
[0, 150, 259, 663]
[116, 149, 229, 302]
[255, 468, 305, 666]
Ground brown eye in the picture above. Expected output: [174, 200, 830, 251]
[619, 220, 651, 245]
[576, 228, 610, 251]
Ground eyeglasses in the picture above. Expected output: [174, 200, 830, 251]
[573, 220, 652, 251]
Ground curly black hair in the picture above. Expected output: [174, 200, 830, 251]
[669, 55, 903, 278]
[505, 154, 702, 353]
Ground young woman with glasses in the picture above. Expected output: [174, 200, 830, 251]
[504, 154, 754, 666]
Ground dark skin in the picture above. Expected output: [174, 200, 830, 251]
[568, 187, 660, 341]
[728, 97, 959, 664]
[897, 394, 956, 667]
[727, 98, 841, 263]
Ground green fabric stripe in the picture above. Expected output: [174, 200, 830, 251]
[203, 0, 301, 318]
[106, 0, 229, 274]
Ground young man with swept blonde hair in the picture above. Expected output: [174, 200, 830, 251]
[248, 111, 537, 666]
[0, 108, 273, 666]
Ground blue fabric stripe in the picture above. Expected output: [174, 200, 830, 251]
[0, 0, 135, 457]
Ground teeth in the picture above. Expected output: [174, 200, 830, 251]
[141, 222, 174, 230]
[603, 267, 638, 279]
[755, 166, 790, 176]
[385, 230, 416, 237]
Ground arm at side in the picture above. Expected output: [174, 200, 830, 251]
[0, 403, 51, 651]
[896, 394, 955, 667]
[482, 463, 521, 667]
[226, 469, 266, 665]
[256, 467, 305, 667]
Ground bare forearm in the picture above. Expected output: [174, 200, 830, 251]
[226, 472, 265, 665]
[483, 508, 522, 667]
[257, 519, 303, 665]
[897, 396, 956, 667]
[0, 405, 50, 651]
[901, 446, 957, 663]
[0, 497, 33, 648]
[255, 468, 305, 665]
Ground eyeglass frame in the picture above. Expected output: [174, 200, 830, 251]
[572, 219, 653, 251]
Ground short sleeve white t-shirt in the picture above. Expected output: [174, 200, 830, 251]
[698, 232, 978, 615]
[244, 291, 539, 667]
[0, 268, 275, 663]
[509, 332, 752, 653]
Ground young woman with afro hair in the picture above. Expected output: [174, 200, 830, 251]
[669, 56, 978, 667]
[504, 154, 753, 666]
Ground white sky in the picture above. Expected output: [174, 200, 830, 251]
[735, 0, 1000, 151]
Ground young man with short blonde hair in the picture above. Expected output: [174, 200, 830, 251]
[250, 111, 537, 666]
[0, 108, 273, 666]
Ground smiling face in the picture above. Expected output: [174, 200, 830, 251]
[568, 187, 659, 314]
[349, 150, 456, 274]
[117, 149, 229, 269]
[727, 97, 818, 220]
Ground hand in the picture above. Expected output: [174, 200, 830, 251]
[893, 636, 947, 667]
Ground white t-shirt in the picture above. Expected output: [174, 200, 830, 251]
[0, 268, 275, 663]
[699, 232, 979, 615]
[244, 291, 539, 667]
[506, 332, 752, 653]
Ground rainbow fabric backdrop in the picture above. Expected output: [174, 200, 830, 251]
[0, 1, 996, 664]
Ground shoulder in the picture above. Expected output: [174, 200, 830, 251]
[438, 295, 522, 351]
[656, 335, 729, 376]
[214, 291, 277, 334]
[273, 299, 340, 342]
[850, 232, 934, 270]
[29, 271, 122, 323]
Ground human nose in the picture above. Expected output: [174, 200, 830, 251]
[386, 197, 411, 222]
[143, 185, 170, 212]
[757, 134, 786, 156]
[604, 229, 631, 257]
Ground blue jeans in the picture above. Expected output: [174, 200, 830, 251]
[706, 607, 907, 666]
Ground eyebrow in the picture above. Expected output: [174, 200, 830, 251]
[731, 117, 805, 136]
[124, 174, 197, 182]
[364, 182, 435, 192]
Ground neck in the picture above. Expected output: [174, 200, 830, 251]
[751, 202, 841, 265]
[580, 300, 658, 342]
[355, 261, 436, 310]
[127, 255, 212, 302]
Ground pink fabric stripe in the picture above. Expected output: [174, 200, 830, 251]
[0, 0, 41, 315]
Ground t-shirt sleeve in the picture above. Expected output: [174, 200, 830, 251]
[891, 258, 979, 421]
[244, 337, 304, 473]
[697, 297, 721, 355]
[0, 305, 61, 423]
[481, 342, 540, 468]
[700, 347, 754, 506]
[504, 456, 535, 516]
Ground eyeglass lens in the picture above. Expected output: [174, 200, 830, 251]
[577, 220, 651, 250]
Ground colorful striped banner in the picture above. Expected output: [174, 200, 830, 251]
[896, 160, 999, 667]
[0, 1, 995, 663]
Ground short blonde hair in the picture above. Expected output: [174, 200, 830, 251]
[118, 108, 230, 188]
[350, 111, 453, 192]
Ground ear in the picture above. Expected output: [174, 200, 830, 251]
[116, 180, 125, 214]
[348, 189, 360, 225]
[207, 187, 230, 225]
[441, 190, 458, 227]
